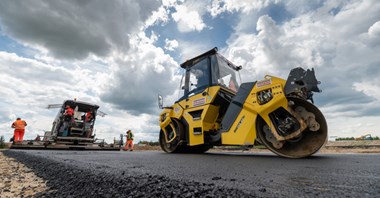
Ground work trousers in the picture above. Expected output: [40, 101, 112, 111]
[62, 116, 73, 136]
[124, 140, 134, 151]
[14, 129, 25, 142]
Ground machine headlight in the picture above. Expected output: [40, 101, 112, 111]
[257, 89, 273, 105]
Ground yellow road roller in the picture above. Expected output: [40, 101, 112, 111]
[158, 47, 327, 158]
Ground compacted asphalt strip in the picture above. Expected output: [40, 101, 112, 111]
[3, 150, 380, 197]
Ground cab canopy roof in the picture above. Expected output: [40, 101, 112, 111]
[63, 100, 99, 112]
[180, 47, 241, 71]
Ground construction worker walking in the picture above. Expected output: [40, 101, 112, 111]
[124, 130, 134, 151]
[11, 117, 27, 144]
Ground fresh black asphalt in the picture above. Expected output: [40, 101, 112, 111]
[3, 150, 380, 197]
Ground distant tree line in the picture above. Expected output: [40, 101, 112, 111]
[336, 136, 379, 141]
[336, 137, 355, 141]
[137, 141, 160, 146]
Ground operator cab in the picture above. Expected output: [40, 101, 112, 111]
[178, 47, 242, 101]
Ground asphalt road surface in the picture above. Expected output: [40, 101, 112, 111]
[4, 150, 380, 197]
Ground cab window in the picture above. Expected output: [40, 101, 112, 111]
[216, 55, 240, 92]
[188, 58, 210, 93]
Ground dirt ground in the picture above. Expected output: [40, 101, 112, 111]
[319, 147, 380, 153]
[0, 150, 49, 197]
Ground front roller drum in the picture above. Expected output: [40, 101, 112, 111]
[257, 97, 328, 158]
[159, 119, 211, 153]
[159, 119, 183, 153]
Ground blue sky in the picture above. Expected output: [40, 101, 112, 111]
[0, 0, 380, 143]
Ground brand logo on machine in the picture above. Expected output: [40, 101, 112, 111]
[193, 98, 206, 107]
[256, 78, 272, 88]
[234, 115, 245, 133]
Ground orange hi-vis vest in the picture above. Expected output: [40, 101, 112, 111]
[66, 108, 74, 116]
[13, 120, 27, 129]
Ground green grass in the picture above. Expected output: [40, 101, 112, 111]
[0, 136, 6, 149]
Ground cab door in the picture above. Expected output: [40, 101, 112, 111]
[178, 56, 218, 146]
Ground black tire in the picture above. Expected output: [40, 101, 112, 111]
[257, 97, 328, 158]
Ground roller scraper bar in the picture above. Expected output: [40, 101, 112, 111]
[284, 67, 321, 103]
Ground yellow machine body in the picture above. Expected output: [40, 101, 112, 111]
[158, 47, 327, 158]
[159, 76, 287, 147]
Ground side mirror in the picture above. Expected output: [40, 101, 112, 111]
[158, 95, 163, 109]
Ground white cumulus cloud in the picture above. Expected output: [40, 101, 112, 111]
[209, 0, 279, 17]
[172, 4, 206, 32]
[164, 38, 179, 51]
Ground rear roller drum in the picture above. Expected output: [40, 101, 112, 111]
[257, 97, 327, 158]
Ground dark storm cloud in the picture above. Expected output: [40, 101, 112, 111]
[0, 0, 161, 59]
[103, 90, 159, 116]
[314, 58, 380, 111]
[0, 107, 10, 123]
[101, 68, 178, 115]
[101, 46, 179, 115]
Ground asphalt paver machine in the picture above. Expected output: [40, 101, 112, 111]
[11, 99, 121, 150]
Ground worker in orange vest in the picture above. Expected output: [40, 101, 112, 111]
[84, 110, 94, 138]
[11, 117, 27, 144]
[63, 105, 74, 136]
[124, 130, 134, 151]
[64, 105, 74, 117]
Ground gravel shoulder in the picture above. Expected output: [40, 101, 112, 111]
[0, 150, 49, 197]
